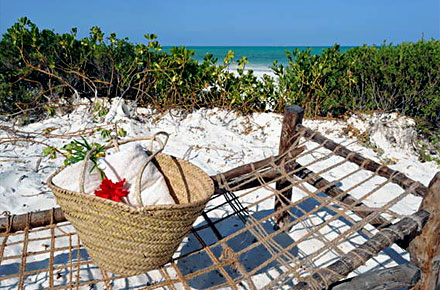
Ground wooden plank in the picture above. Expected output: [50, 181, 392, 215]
[297, 124, 429, 197]
[275, 105, 304, 229]
[329, 263, 421, 290]
[408, 172, 440, 290]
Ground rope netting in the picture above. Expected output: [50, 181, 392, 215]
[0, 127, 426, 289]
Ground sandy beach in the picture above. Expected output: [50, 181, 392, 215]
[0, 101, 438, 288]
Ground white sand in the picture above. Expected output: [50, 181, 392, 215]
[0, 102, 437, 289]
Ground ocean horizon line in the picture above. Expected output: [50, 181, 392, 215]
[163, 45, 356, 49]
[163, 46, 355, 67]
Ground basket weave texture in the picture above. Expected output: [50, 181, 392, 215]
[47, 153, 214, 275]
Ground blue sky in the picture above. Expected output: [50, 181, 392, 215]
[0, 0, 439, 46]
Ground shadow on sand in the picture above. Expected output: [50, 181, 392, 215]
[176, 193, 408, 289]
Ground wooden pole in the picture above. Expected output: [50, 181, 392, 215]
[297, 124, 429, 197]
[0, 208, 66, 233]
[329, 263, 421, 290]
[292, 210, 430, 290]
[408, 172, 440, 290]
[218, 145, 306, 181]
[275, 105, 304, 229]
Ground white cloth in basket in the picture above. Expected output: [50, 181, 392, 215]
[99, 143, 175, 206]
[52, 160, 102, 194]
[52, 143, 175, 206]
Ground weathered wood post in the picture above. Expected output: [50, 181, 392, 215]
[275, 105, 304, 229]
[408, 172, 440, 290]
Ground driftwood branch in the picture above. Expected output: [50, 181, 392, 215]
[297, 124, 429, 197]
[275, 105, 304, 229]
[408, 172, 440, 290]
[292, 210, 430, 290]
[328, 263, 421, 290]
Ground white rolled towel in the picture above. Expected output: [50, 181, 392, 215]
[99, 143, 175, 206]
[52, 143, 175, 206]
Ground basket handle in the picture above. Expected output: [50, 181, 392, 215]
[78, 132, 170, 201]
[134, 131, 169, 206]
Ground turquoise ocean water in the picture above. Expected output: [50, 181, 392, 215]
[165, 46, 354, 72]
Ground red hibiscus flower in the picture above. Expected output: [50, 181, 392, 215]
[94, 178, 129, 202]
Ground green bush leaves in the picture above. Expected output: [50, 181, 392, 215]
[0, 18, 277, 116]
[274, 43, 440, 126]
[1, 18, 439, 130]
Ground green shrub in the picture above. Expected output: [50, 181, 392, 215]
[1, 18, 439, 131]
[274, 42, 440, 126]
[0, 18, 275, 116]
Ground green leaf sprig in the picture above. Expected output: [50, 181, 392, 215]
[61, 136, 106, 178]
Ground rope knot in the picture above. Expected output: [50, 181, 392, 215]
[220, 247, 240, 270]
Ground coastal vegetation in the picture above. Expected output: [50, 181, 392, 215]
[1, 18, 439, 134]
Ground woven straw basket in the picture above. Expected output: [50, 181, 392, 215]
[47, 132, 214, 275]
